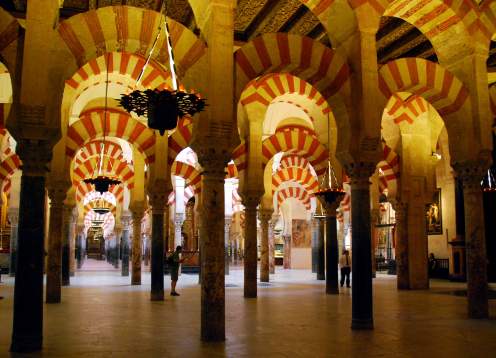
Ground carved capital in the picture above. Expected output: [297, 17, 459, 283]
[16, 138, 53, 176]
[196, 147, 231, 177]
[121, 214, 132, 229]
[258, 208, 273, 222]
[129, 202, 146, 221]
[344, 161, 376, 189]
[240, 189, 262, 209]
[453, 161, 488, 192]
[148, 190, 169, 213]
[47, 180, 70, 209]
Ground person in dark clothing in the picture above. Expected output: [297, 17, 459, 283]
[339, 250, 352, 288]
[169, 245, 185, 296]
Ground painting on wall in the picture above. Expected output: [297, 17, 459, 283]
[292, 219, 311, 248]
[426, 189, 442, 235]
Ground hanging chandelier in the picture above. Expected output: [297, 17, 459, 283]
[482, 167, 496, 192]
[92, 196, 111, 215]
[119, 1, 206, 135]
[83, 53, 121, 194]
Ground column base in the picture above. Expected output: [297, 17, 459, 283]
[316, 274, 325, 281]
[121, 272, 129, 277]
[62, 281, 70, 287]
[244, 288, 257, 298]
[260, 276, 269, 283]
[201, 331, 225, 342]
[46, 296, 61, 304]
[326, 288, 339, 295]
[131, 281, 141, 286]
[351, 319, 374, 330]
[150, 291, 164, 301]
[10, 335, 42, 353]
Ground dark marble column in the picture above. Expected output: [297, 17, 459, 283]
[121, 215, 131, 276]
[197, 155, 227, 341]
[269, 215, 277, 274]
[61, 205, 73, 286]
[455, 163, 489, 318]
[225, 216, 232, 275]
[8, 208, 19, 276]
[316, 217, 325, 280]
[76, 232, 83, 270]
[283, 234, 291, 269]
[347, 163, 375, 330]
[149, 189, 167, 301]
[311, 217, 318, 273]
[69, 208, 77, 277]
[10, 140, 52, 352]
[243, 195, 260, 298]
[46, 183, 68, 303]
[130, 203, 145, 285]
[259, 209, 272, 282]
[393, 201, 409, 289]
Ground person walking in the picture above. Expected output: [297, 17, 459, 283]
[339, 250, 351, 288]
[168, 245, 185, 296]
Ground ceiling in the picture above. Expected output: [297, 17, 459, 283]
[3, 0, 495, 70]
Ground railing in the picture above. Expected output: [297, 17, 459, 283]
[430, 258, 449, 279]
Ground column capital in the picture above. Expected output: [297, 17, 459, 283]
[196, 147, 231, 177]
[16, 138, 53, 176]
[240, 190, 263, 210]
[148, 190, 168, 213]
[129, 201, 146, 220]
[453, 161, 488, 191]
[344, 161, 376, 188]
[258, 208, 273, 222]
[47, 180, 70, 209]
[121, 214, 132, 228]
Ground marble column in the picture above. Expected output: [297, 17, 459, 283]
[311, 217, 318, 273]
[225, 216, 232, 275]
[149, 190, 167, 301]
[455, 163, 489, 318]
[61, 205, 74, 286]
[121, 215, 131, 276]
[393, 201, 409, 289]
[174, 212, 184, 249]
[113, 227, 121, 269]
[315, 217, 325, 280]
[243, 195, 260, 298]
[10, 140, 52, 352]
[269, 215, 278, 274]
[131, 203, 145, 285]
[347, 163, 375, 330]
[258, 209, 272, 282]
[197, 155, 227, 341]
[283, 235, 291, 269]
[45, 183, 68, 303]
[69, 207, 77, 276]
[8, 208, 19, 277]
[76, 230, 84, 270]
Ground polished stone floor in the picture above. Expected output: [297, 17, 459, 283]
[0, 261, 495, 357]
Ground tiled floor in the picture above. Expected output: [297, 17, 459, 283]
[0, 261, 495, 357]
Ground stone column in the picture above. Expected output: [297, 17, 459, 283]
[393, 201, 409, 289]
[69, 207, 77, 276]
[149, 189, 167, 301]
[283, 234, 291, 269]
[243, 194, 260, 298]
[8, 208, 19, 276]
[197, 153, 228, 341]
[121, 215, 131, 276]
[224, 216, 232, 275]
[258, 209, 272, 282]
[76, 228, 84, 270]
[10, 139, 52, 352]
[315, 217, 325, 280]
[325, 213, 339, 294]
[269, 215, 278, 274]
[61, 205, 74, 286]
[455, 163, 489, 318]
[113, 227, 121, 269]
[347, 163, 375, 330]
[311, 217, 318, 273]
[174, 212, 184, 249]
[130, 203, 145, 285]
[45, 183, 68, 303]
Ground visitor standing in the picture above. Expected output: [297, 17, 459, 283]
[339, 250, 351, 288]
[168, 245, 185, 296]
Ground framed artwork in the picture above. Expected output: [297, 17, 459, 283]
[291, 219, 311, 248]
[426, 189, 442, 235]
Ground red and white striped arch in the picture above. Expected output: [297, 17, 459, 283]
[74, 140, 126, 166]
[387, 93, 429, 125]
[65, 52, 172, 104]
[272, 167, 319, 195]
[379, 58, 469, 116]
[276, 186, 312, 211]
[171, 160, 201, 194]
[168, 119, 193, 165]
[168, 185, 195, 206]
[279, 154, 316, 174]
[235, 33, 351, 102]
[0, 153, 20, 181]
[72, 156, 134, 189]
[240, 73, 331, 119]
[262, 126, 328, 176]
[76, 181, 124, 204]
[66, 108, 155, 163]
[58, 6, 206, 71]
[377, 143, 400, 194]
[84, 211, 115, 238]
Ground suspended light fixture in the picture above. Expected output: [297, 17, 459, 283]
[84, 52, 121, 194]
[119, 1, 206, 135]
[92, 196, 110, 215]
[482, 168, 496, 192]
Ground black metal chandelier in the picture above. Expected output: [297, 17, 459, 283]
[119, 1, 206, 135]
[83, 53, 121, 194]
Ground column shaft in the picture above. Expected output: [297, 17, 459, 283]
[316, 218, 325, 280]
[394, 202, 409, 289]
[121, 228, 130, 276]
[150, 198, 166, 301]
[349, 170, 374, 330]
[225, 216, 232, 275]
[11, 175, 46, 352]
[61, 206, 72, 286]
[199, 170, 225, 341]
[131, 208, 144, 285]
[269, 217, 277, 274]
[244, 205, 258, 297]
[326, 215, 339, 294]
[8, 209, 19, 276]
[259, 210, 271, 283]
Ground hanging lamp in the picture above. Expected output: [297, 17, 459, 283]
[119, 1, 206, 135]
[84, 52, 121, 194]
